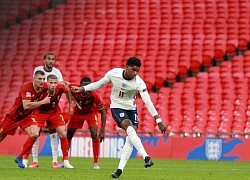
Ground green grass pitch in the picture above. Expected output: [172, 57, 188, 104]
[1, 155, 250, 180]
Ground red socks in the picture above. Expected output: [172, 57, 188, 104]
[60, 137, 69, 160]
[18, 137, 36, 158]
[92, 139, 100, 163]
[23, 146, 32, 159]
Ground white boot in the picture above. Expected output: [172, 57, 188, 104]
[93, 163, 100, 170]
[63, 160, 74, 169]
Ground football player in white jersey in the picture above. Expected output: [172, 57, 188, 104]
[71, 57, 167, 178]
[23, 52, 63, 168]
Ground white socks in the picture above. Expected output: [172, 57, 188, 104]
[32, 133, 58, 162]
[31, 133, 59, 163]
[118, 136, 133, 171]
[50, 133, 59, 163]
[23, 159, 28, 168]
[32, 137, 39, 162]
[126, 126, 148, 159]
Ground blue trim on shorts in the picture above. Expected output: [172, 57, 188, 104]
[111, 108, 139, 127]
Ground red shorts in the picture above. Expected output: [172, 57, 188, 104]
[35, 111, 66, 130]
[0, 114, 38, 135]
[68, 112, 99, 129]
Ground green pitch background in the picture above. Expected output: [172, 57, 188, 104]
[1, 156, 250, 180]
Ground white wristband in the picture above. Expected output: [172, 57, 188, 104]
[156, 118, 162, 124]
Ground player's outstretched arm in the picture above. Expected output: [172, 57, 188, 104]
[65, 86, 74, 115]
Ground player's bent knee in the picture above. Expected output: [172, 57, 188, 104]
[58, 132, 67, 138]
[30, 133, 39, 139]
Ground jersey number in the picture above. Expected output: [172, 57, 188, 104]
[119, 91, 124, 97]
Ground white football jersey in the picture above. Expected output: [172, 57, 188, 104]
[33, 66, 63, 82]
[107, 68, 147, 109]
[84, 68, 156, 112]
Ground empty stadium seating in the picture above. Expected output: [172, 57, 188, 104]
[0, 0, 250, 137]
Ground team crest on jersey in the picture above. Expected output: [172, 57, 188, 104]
[205, 139, 222, 161]
[26, 92, 31, 97]
[119, 113, 125, 117]
[121, 83, 127, 88]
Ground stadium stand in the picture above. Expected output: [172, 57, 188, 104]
[0, 0, 250, 137]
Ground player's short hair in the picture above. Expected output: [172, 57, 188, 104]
[43, 52, 56, 60]
[34, 70, 45, 76]
[47, 74, 58, 80]
[80, 76, 91, 84]
[126, 57, 141, 67]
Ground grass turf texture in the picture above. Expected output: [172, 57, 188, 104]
[0, 156, 250, 180]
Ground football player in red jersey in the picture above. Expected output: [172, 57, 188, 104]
[67, 77, 106, 169]
[21, 74, 74, 168]
[0, 70, 50, 168]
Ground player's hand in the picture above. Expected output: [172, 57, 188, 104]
[158, 122, 167, 133]
[99, 130, 105, 143]
[61, 81, 70, 86]
[71, 86, 84, 93]
[42, 95, 51, 104]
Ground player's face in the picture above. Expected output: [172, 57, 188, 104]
[47, 78, 58, 91]
[126, 66, 140, 79]
[44, 55, 56, 69]
[34, 74, 45, 88]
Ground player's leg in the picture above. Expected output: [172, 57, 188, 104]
[25, 114, 46, 168]
[127, 110, 153, 167]
[0, 116, 21, 143]
[56, 125, 74, 169]
[15, 125, 40, 168]
[59, 128, 76, 168]
[110, 109, 134, 178]
[22, 146, 32, 168]
[118, 136, 133, 170]
[89, 126, 100, 169]
[122, 120, 153, 167]
[111, 136, 133, 178]
[28, 137, 40, 167]
[48, 120, 59, 167]
[24, 128, 42, 168]
[66, 128, 77, 150]
[61, 114, 83, 167]
[111, 108, 153, 178]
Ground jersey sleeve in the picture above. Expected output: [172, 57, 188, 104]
[137, 77, 158, 117]
[84, 70, 112, 91]
[59, 83, 66, 93]
[136, 76, 147, 92]
[57, 69, 64, 82]
[20, 84, 33, 101]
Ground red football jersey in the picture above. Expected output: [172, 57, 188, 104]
[7, 82, 48, 120]
[69, 84, 104, 115]
[37, 83, 66, 113]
